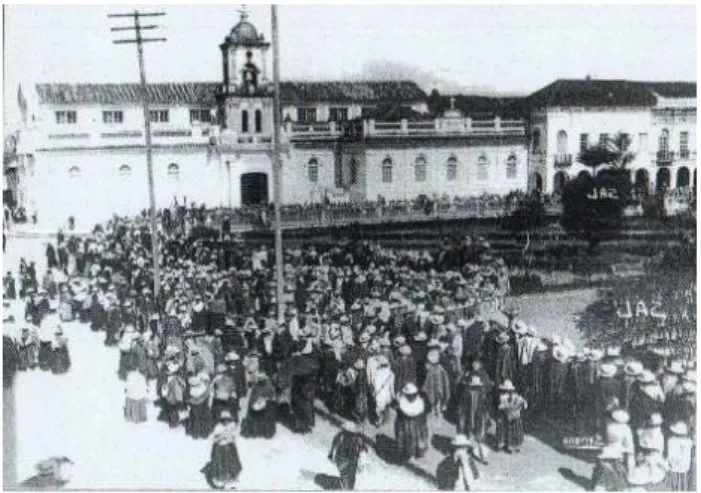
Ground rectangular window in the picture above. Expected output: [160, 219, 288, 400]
[382, 163, 393, 183]
[415, 164, 426, 182]
[189, 109, 211, 124]
[329, 107, 348, 122]
[149, 110, 169, 123]
[579, 133, 589, 153]
[297, 107, 317, 123]
[599, 133, 609, 145]
[638, 132, 648, 151]
[102, 110, 123, 124]
[680, 131, 689, 158]
[55, 110, 77, 124]
[308, 165, 318, 183]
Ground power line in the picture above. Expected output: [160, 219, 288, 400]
[108, 10, 166, 301]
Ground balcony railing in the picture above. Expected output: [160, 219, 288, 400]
[656, 150, 675, 165]
[554, 153, 573, 168]
[679, 149, 691, 160]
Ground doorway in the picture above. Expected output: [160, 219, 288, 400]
[240, 173, 269, 205]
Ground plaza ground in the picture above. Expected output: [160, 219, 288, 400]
[5, 234, 595, 490]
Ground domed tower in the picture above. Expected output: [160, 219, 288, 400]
[218, 7, 272, 133]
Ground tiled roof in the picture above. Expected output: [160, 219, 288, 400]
[35, 80, 427, 106]
[280, 80, 426, 103]
[632, 81, 696, 98]
[528, 79, 697, 108]
[35, 83, 219, 105]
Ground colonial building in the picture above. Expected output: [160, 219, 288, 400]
[11, 12, 696, 229]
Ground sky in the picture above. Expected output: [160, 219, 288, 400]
[3, 4, 696, 125]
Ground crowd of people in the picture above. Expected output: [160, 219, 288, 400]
[2, 207, 697, 491]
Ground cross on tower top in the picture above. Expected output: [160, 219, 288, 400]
[238, 4, 249, 22]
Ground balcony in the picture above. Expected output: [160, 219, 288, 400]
[678, 149, 691, 161]
[656, 151, 675, 165]
[553, 153, 573, 168]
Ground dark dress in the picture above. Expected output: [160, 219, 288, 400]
[209, 423, 242, 485]
[241, 377, 276, 438]
[329, 430, 367, 490]
[590, 459, 628, 491]
[394, 393, 431, 460]
[50, 339, 71, 374]
[186, 389, 214, 439]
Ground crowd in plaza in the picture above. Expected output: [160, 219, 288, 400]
[2, 203, 697, 491]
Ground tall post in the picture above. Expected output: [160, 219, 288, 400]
[226, 160, 232, 209]
[109, 10, 165, 299]
[271, 5, 284, 322]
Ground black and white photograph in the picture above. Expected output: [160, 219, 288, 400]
[2, 4, 697, 491]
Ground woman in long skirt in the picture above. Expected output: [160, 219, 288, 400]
[50, 328, 71, 375]
[186, 374, 214, 439]
[125, 368, 148, 423]
[240, 372, 276, 439]
[158, 364, 187, 428]
[394, 383, 431, 461]
[209, 410, 242, 489]
[497, 380, 527, 453]
[665, 422, 693, 491]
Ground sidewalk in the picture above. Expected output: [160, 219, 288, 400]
[313, 400, 593, 491]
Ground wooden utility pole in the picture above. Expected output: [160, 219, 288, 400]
[109, 11, 166, 299]
[271, 5, 284, 322]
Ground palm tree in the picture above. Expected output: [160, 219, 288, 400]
[577, 132, 635, 174]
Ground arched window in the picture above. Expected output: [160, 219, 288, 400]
[167, 163, 180, 181]
[557, 130, 568, 155]
[382, 157, 393, 183]
[241, 110, 249, 133]
[656, 168, 671, 192]
[349, 158, 358, 185]
[531, 129, 541, 152]
[659, 129, 669, 154]
[414, 156, 427, 182]
[477, 154, 489, 181]
[446, 156, 457, 182]
[553, 171, 568, 194]
[255, 109, 262, 133]
[308, 158, 319, 183]
[634, 169, 649, 197]
[68, 166, 81, 179]
[677, 167, 690, 189]
[506, 154, 517, 179]
[119, 164, 132, 177]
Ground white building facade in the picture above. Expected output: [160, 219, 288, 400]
[10, 14, 696, 229]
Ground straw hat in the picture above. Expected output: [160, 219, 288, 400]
[683, 370, 696, 383]
[220, 410, 233, 422]
[452, 434, 472, 448]
[637, 370, 656, 384]
[468, 375, 484, 387]
[496, 332, 510, 344]
[589, 349, 604, 361]
[610, 409, 630, 424]
[499, 379, 516, 392]
[251, 398, 267, 411]
[666, 361, 685, 375]
[647, 413, 663, 427]
[393, 336, 406, 347]
[342, 421, 359, 433]
[402, 382, 418, 395]
[359, 332, 371, 344]
[669, 422, 689, 436]
[599, 364, 617, 378]
[624, 361, 644, 377]
[414, 331, 428, 342]
[398, 344, 412, 356]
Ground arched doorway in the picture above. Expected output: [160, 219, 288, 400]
[529, 172, 543, 193]
[634, 169, 649, 196]
[553, 171, 568, 194]
[240, 173, 268, 205]
[676, 166, 690, 189]
[656, 168, 671, 193]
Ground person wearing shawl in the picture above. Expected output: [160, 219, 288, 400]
[665, 422, 693, 491]
[630, 370, 665, 432]
[124, 362, 148, 423]
[17, 326, 38, 371]
[393, 382, 431, 461]
[211, 363, 239, 423]
[209, 410, 242, 490]
[241, 371, 276, 439]
[328, 421, 368, 490]
[455, 374, 489, 464]
[493, 331, 515, 390]
[117, 325, 137, 381]
[288, 335, 320, 433]
[497, 379, 527, 453]
[158, 360, 187, 428]
[367, 354, 395, 427]
[393, 344, 417, 396]
[548, 338, 570, 420]
[597, 363, 622, 429]
[186, 373, 214, 439]
[660, 361, 684, 397]
[621, 361, 643, 413]
[49, 326, 71, 375]
[450, 434, 480, 491]
[605, 410, 636, 474]
[411, 331, 429, 387]
[589, 445, 628, 492]
[422, 348, 451, 419]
